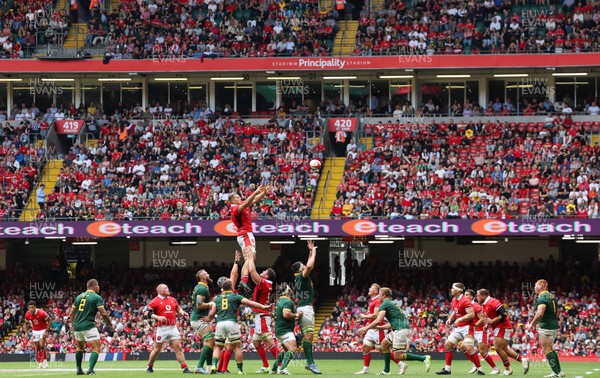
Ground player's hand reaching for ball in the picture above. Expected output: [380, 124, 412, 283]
[307, 240, 317, 251]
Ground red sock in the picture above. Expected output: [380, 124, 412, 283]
[503, 359, 511, 369]
[217, 353, 225, 372]
[445, 351, 453, 366]
[469, 352, 481, 368]
[256, 345, 269, 368]
[363, 353, 371, 367]
[391, 354, 400, 364]
[181, 363, 188, 370]
[482, 353, 496, 368]
[269, 344, 280, 359]
[241, 276, 249, 283]
[43, 350, 48, 361]
[36, 350, 42, 363]
[514, 354, 522, 363]
[221, 349, 233, 372]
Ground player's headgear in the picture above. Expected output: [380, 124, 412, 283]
[217, 276, 228, 288]
[291, 261, 303, 272]
[452, 282, 465, 292]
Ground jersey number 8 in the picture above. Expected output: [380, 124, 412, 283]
[221, 298, 228, 310]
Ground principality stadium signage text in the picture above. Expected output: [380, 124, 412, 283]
[0, 219, 598, 238]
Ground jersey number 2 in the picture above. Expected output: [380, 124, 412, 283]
[78, 299, 87, 312]
[221, 298, 229, 310]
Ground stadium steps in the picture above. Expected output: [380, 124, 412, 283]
[110, 0, 120, 11]
[85, 139, 99, 149]
[371, 0, 385, 10]
[332, 21, 359, 56]
[20, 159, 64, 222]
[63, 23, 88, 50]
[312, 287, 339, 343]
[311, 157, 346, 220]
[360, 137, 373, 150]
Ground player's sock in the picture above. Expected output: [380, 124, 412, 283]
[502, 359, 510, 369]
[546, 351, 562, 375]
[236, 362, 244, 373]
[43, 349, 48, 361]
[445, 350, 453, 370]
[88, 351, 99, 372]
[383, 351, 391, 373]
[281, 350, 294, 370]
[513, 354, 523, 363]
[405, 353, 426, 362]
[198, 346, 213, 368]
[363, 352, 371, 367]
[302, 340, 314, 365]
[76, 351, 83, 370]
[222, 349, 233, 371]
[469, 352, 482, 368]
[482, 353, 496, 368]
[241, 276, 249, 283]
[257, 344, 269, 367]
[36, 350, 42, 363]
[181, 363, 189, 370]
[268, 344, 281, 359]
[391, 354, 399, 364]
[212, 357, 219, 368]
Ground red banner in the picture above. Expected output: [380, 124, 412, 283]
[0, 54, 598, 73]
[55, 120, 84, 134]
[328, 118, 357, 132]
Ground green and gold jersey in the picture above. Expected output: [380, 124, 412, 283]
[275, 296, 296, 337]
[294, 272, 314, 307]
[536, 291, 559, 330]
[214, 291, 244, 323]
[73, 290, 104, 332]
[379, 299, 410, 330]
[191, 282, 211, 321]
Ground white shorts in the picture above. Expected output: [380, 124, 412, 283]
[74, 328, 100, 342]
[385, 329, 409, 351]
[215, 320, 241, 345]
[31, 330, 46, 342]
[252, 313, 273, 341]
[493, 328, 513, 341]
[364, 329, 386, 348]
[237, 233, 255, 250]
[474, 330, 488, 345]
[538, 328, 558, 340]
[191, 320, 212, 335]
[449, 324, 474, 344]
[155, 325, 181, 343]
[277, 332, 296, 345]
[297, 305, 315, 327]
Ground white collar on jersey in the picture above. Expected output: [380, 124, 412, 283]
[456, 294, 464, 301]
[158, 295, 167, 300]
[371, 295, 379, 300]
[483, 296, 491, 305]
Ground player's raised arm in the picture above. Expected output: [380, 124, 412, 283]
[229, 250, 242, 287]
[239, 185, 266, 211]
[303, 240, 317, 277]
[250, 184, 271, 206]
[248, 251, 261, 285]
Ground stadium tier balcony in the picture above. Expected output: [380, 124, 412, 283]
[332, 116, 600, 219]
[32, 114, 324, 221]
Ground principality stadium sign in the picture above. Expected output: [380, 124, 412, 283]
[0, 219, 598, 238]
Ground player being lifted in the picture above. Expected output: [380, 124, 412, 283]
[358, 287, 431, 375]
[192, 269, 216, 374]
[70, 279, 114, 376]
[526, 279, 563, 377]
[478, 289, 529, 376]
[230, 184, 271, 297]
[355, 283, 399, 375]
[463, 289, 499, 374]
[146, 284, 193, 374]
[209, 277, 271, 375]
[270, 284, 303, 375]
[291, 240, 321, 375]
[245, 252, 281, 373]
[436, 282, 483, 375]
[25, 300, 51, 369]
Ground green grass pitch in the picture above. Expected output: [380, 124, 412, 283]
[0, 359, 598, 377]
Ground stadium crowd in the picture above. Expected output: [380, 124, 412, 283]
[91, 0, 336, 59]
[31, 113, 324, 221]
[332, 115, 600, 219]
[315, 254, 600, 356]
[353, 0, 600, 55]
[0, 255, 597, 357]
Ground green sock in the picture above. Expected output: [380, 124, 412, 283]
[405, 353, 426, 362]
[272, 351, 284, 371]
[384, 352, 391, 373]
[212, 357, 219, 367]
[75, 351, 83, 370]
[88, 352, 99, 372]
[281, 351, 293, 370]
[546, 351, 562, 374]
[198, 346, 213, 368]
[302, 340, 314, 365]
[237, 362, 243, 372]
